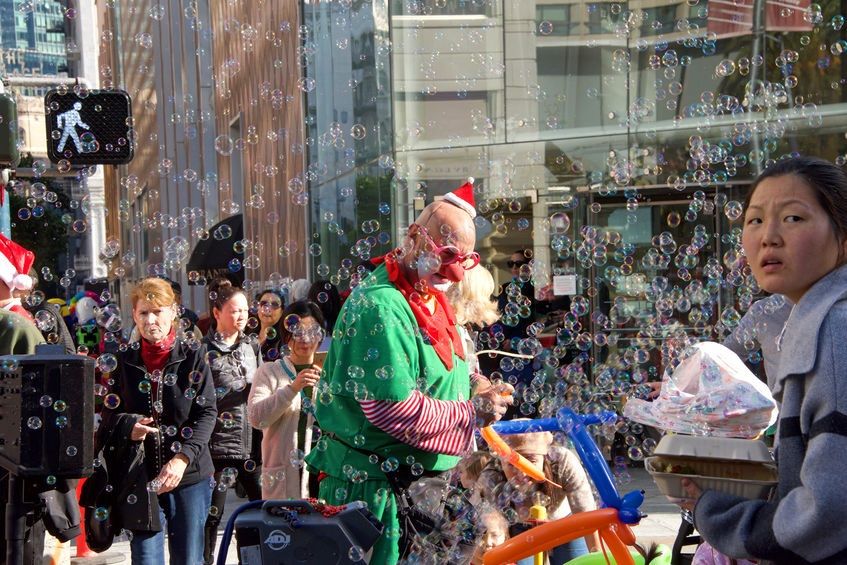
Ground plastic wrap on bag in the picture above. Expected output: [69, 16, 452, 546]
[624, 342, 778, 438]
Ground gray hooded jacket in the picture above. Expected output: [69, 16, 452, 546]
[695, 264, 847, 564]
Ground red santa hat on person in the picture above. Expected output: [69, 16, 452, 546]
[442, 177, 477, 219]
[0, 234, 34, 291]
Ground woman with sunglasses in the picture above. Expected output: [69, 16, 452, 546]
[254, 289, 285, 361]
[248, 300, 326, 499]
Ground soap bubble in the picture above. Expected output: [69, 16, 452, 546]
[96, 353, 118, 373]
[215, 135, 234, 156]
[724, 200, 743, 221]
[350, 124, 366, 139]
[34, 310, 56, 332]
[715, 59, 735, 77]
[96, 304, 122, 332]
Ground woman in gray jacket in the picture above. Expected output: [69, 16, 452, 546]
[201, 278, 262, 564]
[680, 157, 847, 564]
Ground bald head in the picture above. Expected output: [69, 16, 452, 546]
[416, 201, 476, 251]
[402, 201, 477, 294]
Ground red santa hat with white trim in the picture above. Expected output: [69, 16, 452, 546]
[442, 177, 477, 219]
[0, 234, 34, 291]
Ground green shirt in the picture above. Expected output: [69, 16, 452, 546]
[306, 263, 470, 480]
[0, 309, 44, 355]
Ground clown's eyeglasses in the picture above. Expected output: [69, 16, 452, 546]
[413, 224, 480, 270]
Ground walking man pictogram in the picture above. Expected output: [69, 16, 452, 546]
[56, 102, 90, 153]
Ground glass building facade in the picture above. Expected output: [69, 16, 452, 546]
[0, 0, 68, 81]
[303, 0, 847, 410]
[303, 1, 398, 279]
[301, 0, 847, 322]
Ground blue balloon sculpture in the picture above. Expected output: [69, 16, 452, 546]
[490, 407, 644, 525]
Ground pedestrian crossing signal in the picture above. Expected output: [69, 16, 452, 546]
[44, 88, 134, 166]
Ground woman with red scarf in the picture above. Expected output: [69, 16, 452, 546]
[99, 277, 217, 564]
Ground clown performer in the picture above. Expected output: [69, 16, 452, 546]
[0, 233, 36, 323]
[306, 180, 515, 564]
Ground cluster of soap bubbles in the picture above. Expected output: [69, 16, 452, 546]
[13, 1, 847, 556]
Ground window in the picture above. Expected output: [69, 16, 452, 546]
[391, 0, 492, 16]
[228, 115, 244, 212]
[536, 5, 574, 36]
[586, 3, 618, 34]
[640, 5, 679, 35]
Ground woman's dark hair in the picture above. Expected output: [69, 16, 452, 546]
[279, 300, 325, 345]
[208, 278, 246, 330]
[256, 288, 285, 307]
[744, 156, 847, 246]
[307, 280, 341, 331]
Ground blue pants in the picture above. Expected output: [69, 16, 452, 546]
[130, 478, 213, 565]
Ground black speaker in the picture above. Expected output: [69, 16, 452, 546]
[0, 344, 95, 478]
[234, 500, 383, 564]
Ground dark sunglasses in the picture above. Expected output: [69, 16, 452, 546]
[259, 300, 282, 310]
[507, 260, 529, 268]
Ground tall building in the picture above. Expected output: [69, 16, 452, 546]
[2, 0, 107, 297]
[0, 0, 68, 87]
[101, 0, 308, 317]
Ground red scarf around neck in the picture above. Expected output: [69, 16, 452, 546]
[140, 328, 176, 374]
[373, 253, 464, 370]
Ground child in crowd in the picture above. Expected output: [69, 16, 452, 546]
[475, 426, 600, 565]
[472, 504, 513, 565]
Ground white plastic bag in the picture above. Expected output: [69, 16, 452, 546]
[624, 342, 778, 438]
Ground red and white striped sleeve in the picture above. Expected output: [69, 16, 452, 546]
[360, 391, 476, 456]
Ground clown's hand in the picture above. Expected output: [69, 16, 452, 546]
[472, 381, 514, 427]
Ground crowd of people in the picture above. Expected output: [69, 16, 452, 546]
[0, 157, 845, 564]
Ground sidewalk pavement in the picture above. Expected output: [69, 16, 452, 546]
[69, 467, 685, 564]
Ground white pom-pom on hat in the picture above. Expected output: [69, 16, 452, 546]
[0, 234, 35, 292]
[442, 177, 477, 219]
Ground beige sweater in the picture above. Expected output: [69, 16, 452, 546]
[247, 357, 313, 500]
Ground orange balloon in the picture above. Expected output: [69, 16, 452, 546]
[480, 426, 560, 487]
[482, 509, 636, 565]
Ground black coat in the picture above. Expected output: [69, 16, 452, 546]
[26, 302, 76, 355]
[80, 413, 161, 550]
[202, 335, 261, 461]
[100, 337, 217, 487]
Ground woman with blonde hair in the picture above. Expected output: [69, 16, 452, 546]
[446, 265, 499, 377]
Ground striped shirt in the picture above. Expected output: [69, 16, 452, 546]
[361, 391, 475, 456]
